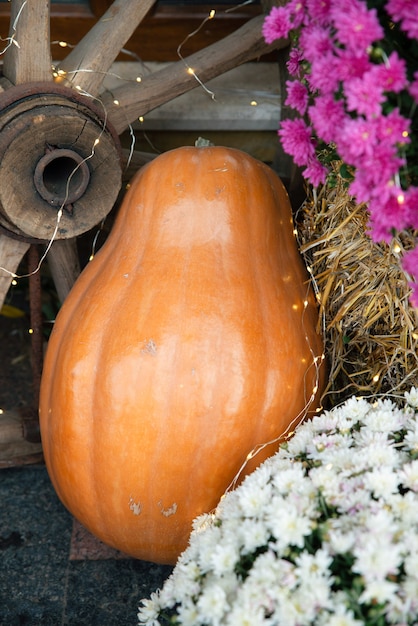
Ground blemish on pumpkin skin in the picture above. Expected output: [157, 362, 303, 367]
[141, 339, 157, 355]
[129, 497, 142, 516]
[158, 501, 178, 517]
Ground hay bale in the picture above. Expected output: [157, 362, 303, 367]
[297, 170, 418, 404]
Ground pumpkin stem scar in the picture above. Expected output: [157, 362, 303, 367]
[129, 497, 142, 516]
[158, 502, 178, 517]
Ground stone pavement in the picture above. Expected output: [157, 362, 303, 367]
[0, 464, 172, 625]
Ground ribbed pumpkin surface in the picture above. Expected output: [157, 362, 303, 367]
[39, 146, 326, 564]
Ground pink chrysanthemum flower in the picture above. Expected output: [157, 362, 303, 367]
[337, 117, 380, 162]
[262, 6, 292, 43]
[285, 80, 309, 115]
[308, 95, 345, 143]
[404, 186, 418, 230]
[330, 1, 384, 51]
[303, 157, 328, 186]
[344, 70, 385, 118]
[374, 52, 408, 93]
[278, 118, 316, 166]
[307, 52, 341, 94]
[299, 23, 334, 63]
[377, 108, 411, 146]
[402, 247, 418, 307]
[287, 47, 304, 77]
[306, 0, 332, 25]
[409, 71, 418, 104]
[386, 0, 418, 40]
[333, 48, 371, 82]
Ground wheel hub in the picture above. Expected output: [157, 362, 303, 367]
[0, 82, 122, 242]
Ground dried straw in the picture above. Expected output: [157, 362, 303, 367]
[297, 169, 418, 405]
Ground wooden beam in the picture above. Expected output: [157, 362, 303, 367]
[104, 15, 287, 134]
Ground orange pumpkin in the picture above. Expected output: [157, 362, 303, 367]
[39, 145, 326, 565]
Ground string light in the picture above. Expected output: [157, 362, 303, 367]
[177, 10, 216, 100]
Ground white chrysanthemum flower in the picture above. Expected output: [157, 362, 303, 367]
[359, 440, 401, 468]
[404, 550, 418, 578]
[196, 582, 229, 625]
[224, 603, 265, 626]
[323, 606, 364, 626]
[404, 423, 418, 452]
[327, 528, 356, 554]
[138, 392, 418, 626]
[210, 541, 239, 577]
[239, 518, 269, 554]
[284, 419, 318, 455]
[359, 578, 399, 605]
[363, 401, 405, 432]
[364, 466, 401, 497]
[386, 491, 418, 529]
[353, 535, 403, 581]
[176, 602, 201, 626]
[266, 502, 312, 550]
[237, 479, 273, 517]
[399, 459, 418, 492]
[336, 396, 371, 422]
[137, 592, 161, 626]
[168, 561, 201, 603]
[405, 387, 418, 408]
[295, 548, 333, 579]
[270, 465, 307, 494]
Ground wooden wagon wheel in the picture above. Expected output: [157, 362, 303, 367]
[0, 0, 288, 464]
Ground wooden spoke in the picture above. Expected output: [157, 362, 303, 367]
[103, 15, 287, 135]
[2, 0, 51, 85]
[58, 0, 157, 97]
[0, 234, 29, 310]
[47, 239, 81, 304]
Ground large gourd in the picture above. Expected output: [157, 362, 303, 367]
[39, 146, 326, 565]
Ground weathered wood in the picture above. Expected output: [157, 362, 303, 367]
[58, 0, 157, 96]
[0, 233, 29, 310]
[0, 84, 122, 241]
[0, 410, 43, 467]
[3, 0, 52, 85]
[104, 15, 288, 135]
[47, 239, 81, 303]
